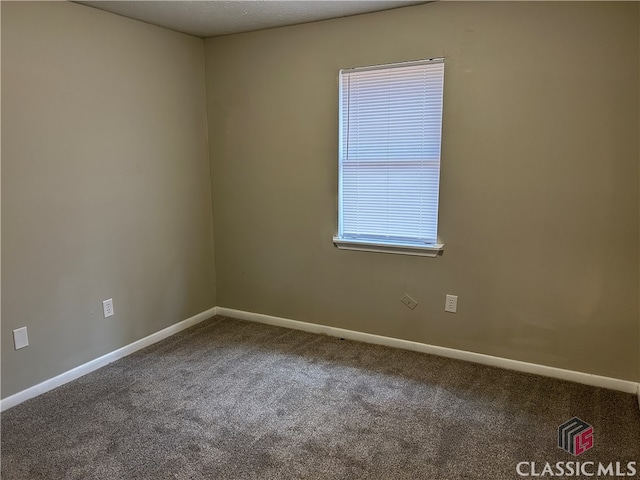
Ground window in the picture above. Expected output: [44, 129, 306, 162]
[334, 58, 445, 257]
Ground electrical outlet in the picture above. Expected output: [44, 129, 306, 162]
[401, 294, 418, 310]
[102, 298, 114, 318]
[13, 327, 29, 350]
[445, 294, 458, 313]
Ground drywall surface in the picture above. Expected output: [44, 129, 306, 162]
[2, 2, 215, 397]
[205, 1, 640, 381]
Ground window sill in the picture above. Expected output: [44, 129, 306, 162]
[332, 237, 444, 257]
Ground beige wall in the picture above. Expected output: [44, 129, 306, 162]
[205, 1, 640, 381]
[2, 1, 638, 399]
[1, 2, 216, 398]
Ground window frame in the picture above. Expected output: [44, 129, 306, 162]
[333, 58, 445, 258]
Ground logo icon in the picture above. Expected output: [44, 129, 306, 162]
[558, 417, 593, 456]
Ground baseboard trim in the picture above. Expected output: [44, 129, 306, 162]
[0, 306, 218, 412]
[217, 307, 639, 395]
[3, 305, 637, 412]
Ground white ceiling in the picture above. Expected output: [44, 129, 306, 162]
[76, 1, 426, 38]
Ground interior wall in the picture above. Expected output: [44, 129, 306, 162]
[1, 1, 216, 398]
[205, 1, 640, 381]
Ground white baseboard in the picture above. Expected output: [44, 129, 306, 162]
[0, 306, 218, 412]
[3, 305, 637, 413]
[217, 307, 639, 395]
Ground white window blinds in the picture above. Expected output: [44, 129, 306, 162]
[337, 58, 445, 248]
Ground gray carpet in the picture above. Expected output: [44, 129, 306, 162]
[2, 315, 639, 479]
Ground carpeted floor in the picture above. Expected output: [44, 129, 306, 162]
[2, 315, 639, 479]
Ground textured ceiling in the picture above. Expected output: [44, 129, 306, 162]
[76, 1, 426, 38]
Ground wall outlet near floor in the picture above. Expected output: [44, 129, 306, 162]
[102, 298, 114, 318]
[401, 294, 418, 310]
[445, 294, 458, 313]
[13, 327, 29, 350]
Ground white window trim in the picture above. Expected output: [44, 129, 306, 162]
[332, 237, 444, 257]
[334, 57, 445, 258]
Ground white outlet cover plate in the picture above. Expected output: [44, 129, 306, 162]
[445, 294, 458, 313]
[103, 299, 114, 318]
[13, 327, 29, 350]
